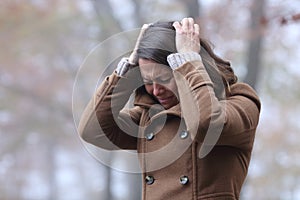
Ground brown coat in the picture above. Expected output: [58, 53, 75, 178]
[78, 60, 261, 200]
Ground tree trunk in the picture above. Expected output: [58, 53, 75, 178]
[47, 139, 57, 200]
[182, 0, 200, 18]
[132, 0, 144, 26]
[91, 0, 123, 39]
[244, 0, 266, 90]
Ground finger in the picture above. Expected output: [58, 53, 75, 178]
[188, 17, 194, 32]
[194, 24, 200, 36]
[129, 24, 150, 64]
[139, 24, 150, 36]
[181, 18, 189, 33]
[134, 24, 149, 49]
[173, 21, 183, 34]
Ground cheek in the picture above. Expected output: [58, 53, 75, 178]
[166, 81, 178, 94]
[144, 85, 153, 94]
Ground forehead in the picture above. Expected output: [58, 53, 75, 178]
[139, 58, 172, 78]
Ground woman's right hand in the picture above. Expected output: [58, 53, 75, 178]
[116, 24, 150, 76]
[128, 23, 150, 65]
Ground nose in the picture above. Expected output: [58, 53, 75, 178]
[152, 82, 164, 96]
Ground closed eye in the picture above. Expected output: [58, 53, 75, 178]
[143, 79, 153, 85]
[143, 76, 173, 85]
[157, 77, 172, 84]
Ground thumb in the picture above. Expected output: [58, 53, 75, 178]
[173, 21, 183, 34]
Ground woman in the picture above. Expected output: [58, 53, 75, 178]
[78, 18, 261, 200]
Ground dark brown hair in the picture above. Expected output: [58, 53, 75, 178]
[200, 39, 238, 86]
[137, 21, 176, 65]
[137, 21, 238, 98]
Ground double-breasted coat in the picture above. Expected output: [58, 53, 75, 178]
[78, 60, 261, 200]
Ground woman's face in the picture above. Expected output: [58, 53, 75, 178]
[139, 58, 179, 109]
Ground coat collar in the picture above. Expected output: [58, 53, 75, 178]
[133, 87, 181, 118]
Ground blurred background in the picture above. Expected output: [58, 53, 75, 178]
[1, 0, 300, 199]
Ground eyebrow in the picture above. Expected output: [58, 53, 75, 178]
[142, 73, 172, 80]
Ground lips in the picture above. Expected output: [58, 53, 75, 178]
[157, 96, 173, 104]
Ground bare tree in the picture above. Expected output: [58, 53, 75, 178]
[91, 0, 123, 39]
[182, 0, 200, 18]
[132, 0, 144, 26]
[244, 0, 266, 90]
[89, 1, 143, 199]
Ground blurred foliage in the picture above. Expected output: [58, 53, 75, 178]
[1, 0, 300, 199]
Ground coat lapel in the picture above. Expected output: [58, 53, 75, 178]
[133, 87, 182, 120]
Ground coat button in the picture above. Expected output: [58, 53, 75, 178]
[145, 175, 155, 185]
[180, 130, 189, 139]
[145, 132, 154, 141]
[179, 176, 189, 185]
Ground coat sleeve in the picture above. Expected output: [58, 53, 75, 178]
[78, 72, 143, 150]
[173, 60, 261, 151]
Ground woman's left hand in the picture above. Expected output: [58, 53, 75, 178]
[173, 18, 200, 53]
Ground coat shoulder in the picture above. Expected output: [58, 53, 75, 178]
[229, 82, 261, 111]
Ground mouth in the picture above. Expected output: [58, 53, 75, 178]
[157, 96, 173, 104]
